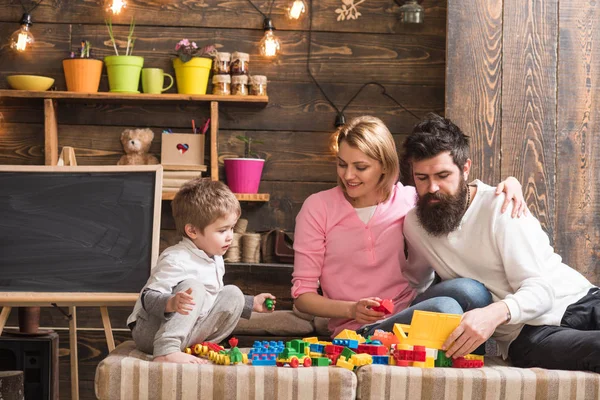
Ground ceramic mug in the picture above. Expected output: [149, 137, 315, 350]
[142, 68, 174, 94]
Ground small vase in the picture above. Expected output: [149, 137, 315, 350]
[62, 58, 103, 93]
[104, 55, 144, 93]
[173, 57, 213, 95]
[224, 158, 265, 194]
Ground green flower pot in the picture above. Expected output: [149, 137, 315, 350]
[104, 55, 144, 93]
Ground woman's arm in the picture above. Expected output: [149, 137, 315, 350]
[295, 293, 385, 324]
[495, 176, 528, 217]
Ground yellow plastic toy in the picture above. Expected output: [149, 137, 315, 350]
[393, 310, 461, 350]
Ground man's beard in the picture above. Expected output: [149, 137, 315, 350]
[416, 178, 468, 237]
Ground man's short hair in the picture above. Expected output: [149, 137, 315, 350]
[171, 178, 241, 238]
[401, 113, 470, 176]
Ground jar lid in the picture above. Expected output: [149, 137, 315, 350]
[250, 75, 267, 84]
[232, 52, 250, 61]
[231, 75, 249, 84]
[213, 74, 231, 83]
[216, 52, 231, 62]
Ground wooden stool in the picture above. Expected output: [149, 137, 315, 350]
[0, 371, 24, 400]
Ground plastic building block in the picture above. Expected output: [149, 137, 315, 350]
[371, 330, 400, 348]
[413, 345, 426, 362]
[276, 339, 312, 367]
[336, 356, 355, 371]
[303, 337, 319, 344]
[333, 338, 359, 349]
[335, 329, 366, 343]
[435, 351, 453, 367]
[325, 344, 345, 355]
[310, 343, 325, 354]
[252, 358, 278, 366]
[404, 310, 461, 350]
[350, 353, 373, 367]
[228, 337, 239, 348]
[372, 299, 394, 315]
[357, 344, 388, 355]
[265, 298, 274, 310]
[371, 355, 390, 365]
[341, 347, 357, 360]
[311, 357, 332, 367]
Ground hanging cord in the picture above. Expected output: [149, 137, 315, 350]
[246, 0, 277, 19]
[19, 0, 43, 14]
[307, 0, 421, 125]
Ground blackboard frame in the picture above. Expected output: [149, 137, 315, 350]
[0, 165, 163, 298]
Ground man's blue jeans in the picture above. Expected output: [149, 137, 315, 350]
[357, 278, 493, 354]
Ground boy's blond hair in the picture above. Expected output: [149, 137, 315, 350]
[172, 178, 241, 237]
[332, 116, 400, 202]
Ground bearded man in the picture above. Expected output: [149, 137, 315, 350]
[402, 113, 599, 372]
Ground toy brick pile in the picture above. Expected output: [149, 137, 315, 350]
[185, 307, 484, 370]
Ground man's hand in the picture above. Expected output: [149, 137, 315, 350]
[253, 293, 276, 313]
[496, 176, 528, 218]
[166, 288, 195, 315]
[442, 302, 509, 358]
[351, 297, 386, 325]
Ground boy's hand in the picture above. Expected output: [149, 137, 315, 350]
[253, 293, 276, 313]
[351, 297, 386, 324]
[166, 288, 195, 315]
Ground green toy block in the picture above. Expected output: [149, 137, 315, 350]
[265, 298, 274, 310]
[229, 347, 244, 364]
[311, 357, 332, 367]
[341, 347, 357, 360]
[435, 350, 453, 368]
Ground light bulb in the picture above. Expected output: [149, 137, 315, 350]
[10, 14, 34, 52]
[107, 0, 127, 14]
[259, 18, 281, 57]
[399, 0, 424, 24]
[288, 0, 306, 20]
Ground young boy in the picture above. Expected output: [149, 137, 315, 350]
[127, 178, 276, 364]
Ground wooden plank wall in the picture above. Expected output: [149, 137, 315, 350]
[447, 0, 600, 285]
[0, 1, 446, 398]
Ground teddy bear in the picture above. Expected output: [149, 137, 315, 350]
[117, 128, 160, 165]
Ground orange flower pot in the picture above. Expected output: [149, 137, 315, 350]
[62, 58, 103, 93]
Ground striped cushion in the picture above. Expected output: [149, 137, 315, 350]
[95, 341, 357, 400]
[356, 360, 600, 400]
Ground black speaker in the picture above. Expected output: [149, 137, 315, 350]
[0, 332, 59, 400]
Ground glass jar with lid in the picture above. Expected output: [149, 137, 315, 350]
[231, 52, 250, 75]
[212, 74, 231, 95]
[213, 52, 231, 75]
[249, 75, 267, 96]
[231, 75, 248, 96]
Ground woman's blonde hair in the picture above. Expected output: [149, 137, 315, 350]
[332, 116, 399, 201]
[172, 178, 241, 238]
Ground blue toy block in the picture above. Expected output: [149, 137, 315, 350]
[310, 343, 325, 354]
[251, 358, 278, 366]
[333, 339, 359, 349]
[371, 355, 390, 365]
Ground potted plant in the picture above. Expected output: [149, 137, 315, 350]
[224, 135, 265, 194]
[104, 17, 144, 93]
[172, 39, 217, 95]
[62, 40, 103, 93]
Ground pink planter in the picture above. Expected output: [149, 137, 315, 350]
[224, 158, 265, 194]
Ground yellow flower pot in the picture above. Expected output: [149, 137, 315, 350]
[173, 57, 212, 95]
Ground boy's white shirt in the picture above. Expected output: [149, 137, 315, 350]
[127, 237, 225, 326]
[404, 180, 593, 359]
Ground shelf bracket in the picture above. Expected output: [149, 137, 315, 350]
[44, 99, 59, 166]
[210, 101, 219, 181]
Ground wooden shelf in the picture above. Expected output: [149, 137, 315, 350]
[162, 191, 270, 202]
[163, 164, 207, 171]
[0, 90, 269, 104]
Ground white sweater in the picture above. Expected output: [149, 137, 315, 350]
[404, 180, 594, 358]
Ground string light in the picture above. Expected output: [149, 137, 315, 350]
[287, 0, 306, 20]
[107, 0, 127, 15]
[10, 13, 34, 52]
[397, 0, 424, 24]
[259, 18, 281, 57]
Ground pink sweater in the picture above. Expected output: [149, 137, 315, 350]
[292, 183, 419, 337]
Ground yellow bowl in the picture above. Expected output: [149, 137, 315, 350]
[6, 75, 55, 91]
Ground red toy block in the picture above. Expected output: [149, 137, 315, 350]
[395, 360, 411, 367]
[228, 337, 239, 348]
[357, 344, 388, 355]
[412, 345, 426, 362]
[325, 344, 345, 355]
[372, 299, 394, 315]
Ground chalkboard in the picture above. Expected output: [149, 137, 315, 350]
[0, 165, 162, 293]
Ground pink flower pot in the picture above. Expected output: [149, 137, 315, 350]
[224, 158, 265, 194]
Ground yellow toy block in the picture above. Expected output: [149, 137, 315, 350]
[393, 324, 409, 343]
[350, 353, 373, 367]
[465, 354, 484, 362]
[309, 352, 323, 358]
[303, 337, 319, 344]
[336, 356, 355, 371]
[424, 357, 435, 368]
[405, 310, 461, 350]
[335, 329, 366, 343]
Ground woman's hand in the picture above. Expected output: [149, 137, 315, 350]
[495, 176, 528, 218]
[351, 297, 386, 324]
[166, 288, 195, 315]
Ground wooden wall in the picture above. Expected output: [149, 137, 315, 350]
[447, 0, 600, 285]
[0, 1, 446, 398]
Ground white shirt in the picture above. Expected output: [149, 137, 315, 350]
[404, 180, 593, 358]
[354, 205, 377, 224]
[127, 237, 225, 326]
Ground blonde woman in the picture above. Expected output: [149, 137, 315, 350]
[292, 116, 526, 340]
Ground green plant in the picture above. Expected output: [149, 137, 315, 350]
[236, 135, 263, 158]
[174, 39, 217, 63]
[106, 16, 136, 56]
